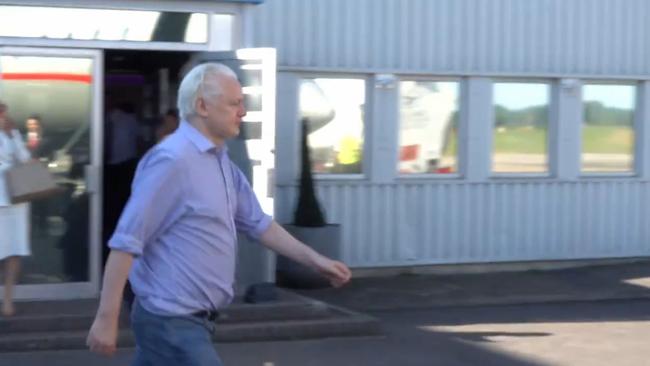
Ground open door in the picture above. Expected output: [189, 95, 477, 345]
[0, 47, 103, 299]
[189, 48, 277, 291]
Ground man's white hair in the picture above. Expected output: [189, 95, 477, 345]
[177, 63, 238, 121]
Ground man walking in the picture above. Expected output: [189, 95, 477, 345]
[86, 63, 351, 365]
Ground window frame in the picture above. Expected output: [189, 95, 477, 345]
[0, 2, 244, 52]
[395, 75, 463, 180]
[579, 80, 639, 178]
[296, 73, 371, 179]
[489, 78, 554, 178]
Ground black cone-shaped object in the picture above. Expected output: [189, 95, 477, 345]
[293, 118, 326, 227]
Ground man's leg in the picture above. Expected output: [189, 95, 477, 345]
[130, 301, 222, 366]
[130, 347, 153, 366]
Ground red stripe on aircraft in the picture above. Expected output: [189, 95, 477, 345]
[0, 73, 92, 83]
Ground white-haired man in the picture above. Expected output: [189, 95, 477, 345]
[87, 63, 351, 365]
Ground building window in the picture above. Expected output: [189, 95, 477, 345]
[581, 84, 636, 173]
[398, 80, 459, 174]
[0, 6, 211, 44]
[492, 82, 550, 174]
[299, 78, 365, 174]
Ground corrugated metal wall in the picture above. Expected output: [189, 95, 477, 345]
[277, 181, 650, 267]
[250, 0, 650, 76]
[250, 0, 650, 267]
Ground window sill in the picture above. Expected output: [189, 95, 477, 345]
[579, 172, 637, 179]
[397, 173, 462, 181]
[490, 173, 553, 180]
[313, 174, 366, 180]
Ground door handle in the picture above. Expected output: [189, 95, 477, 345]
[267, 168, 274, 198]
[84, 165, 100, 194]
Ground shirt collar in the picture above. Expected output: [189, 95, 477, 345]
[179, 120, 228, 156]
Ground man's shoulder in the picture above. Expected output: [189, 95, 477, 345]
[138, 135, 193, 171]
[155, 130, 195, 158]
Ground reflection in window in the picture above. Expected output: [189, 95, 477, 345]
[0, 55, 93, 283]
[492, 82, 550, 173]
[240, 67, 263, 114]
[398, 81, 458, 174]
[0, 6, 210, 43]
[581, 84, 635, 173]
[185, 13, 210, 44]
[299, 78, 365, 174]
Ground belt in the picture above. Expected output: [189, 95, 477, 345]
[192, 310, 220, 322]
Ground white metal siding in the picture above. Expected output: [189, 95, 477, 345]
[262, 1, 650, 268]
[250, 0, 650, 76]
[277, 181, 650, 267]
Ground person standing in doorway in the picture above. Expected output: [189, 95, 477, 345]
[102, 100, 142, 264]
[102, 99, 144, 309]
[24, 115, 45, 158]
[86, 63, 351, 365]
[155, 108, 180, 143]
[0, 101, 32, 317]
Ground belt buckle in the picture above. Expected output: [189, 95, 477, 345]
[194, 310, 219, 322]
[206, 311, 218, 322]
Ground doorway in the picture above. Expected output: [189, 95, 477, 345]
[102, 50, 192, 266]
[102, 48, 278, 291]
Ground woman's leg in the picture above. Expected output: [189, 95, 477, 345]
[2, 256, 20, 316]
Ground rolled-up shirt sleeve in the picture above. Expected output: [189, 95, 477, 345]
[108, 149, 186, 256]
[232, 166, 272, 240]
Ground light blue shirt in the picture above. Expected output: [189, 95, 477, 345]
[109, 121, 272, 315]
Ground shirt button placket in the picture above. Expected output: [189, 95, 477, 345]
[217, 153, 236, 236]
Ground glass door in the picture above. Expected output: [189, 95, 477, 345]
[0, 47, 102, 299]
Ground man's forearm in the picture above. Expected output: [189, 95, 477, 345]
[258, 221, 320, 268]
[96, 250, 134, 319]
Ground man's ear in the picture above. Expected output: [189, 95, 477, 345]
[195, 97, 209, 118]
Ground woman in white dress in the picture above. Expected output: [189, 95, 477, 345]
[0, 101, 31, 317]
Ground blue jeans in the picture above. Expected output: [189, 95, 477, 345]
[130, 300, 223, 366]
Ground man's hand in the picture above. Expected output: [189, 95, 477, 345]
[258, 222, 352, 287]
[86, 313, 119, 356]
[86, 250, 133, 356]
[313, 256, 352, 288]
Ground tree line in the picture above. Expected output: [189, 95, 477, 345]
[494, 101, 633, 127]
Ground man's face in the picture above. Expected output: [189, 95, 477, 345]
[197, 75, 246, 143]
[26, 118, 39, 131]
[0, 107, 8, 129]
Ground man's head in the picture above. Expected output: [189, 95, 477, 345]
[0, 102, 12, 133]
[0, 101, 7, 122]
[26, 115, 41, 132]
[177, 63, 246, 145]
